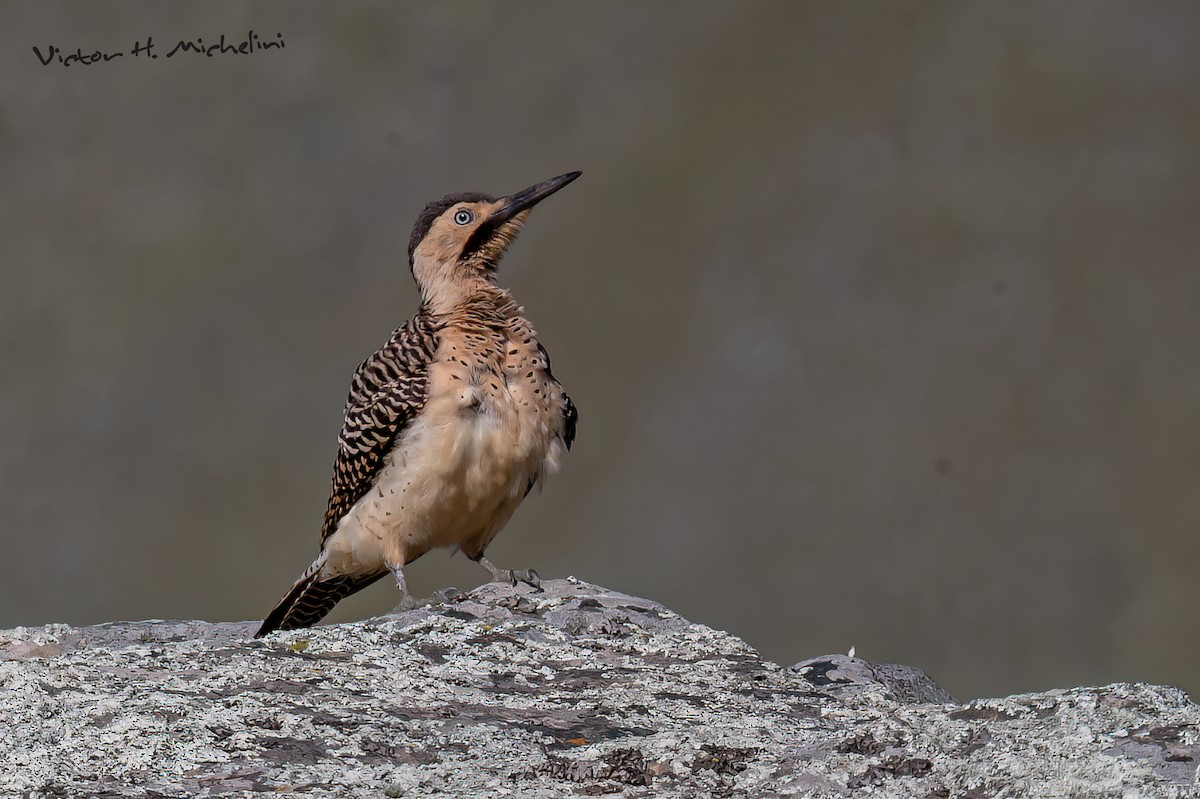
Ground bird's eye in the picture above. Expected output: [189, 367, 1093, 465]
[453, 209, 473, 225]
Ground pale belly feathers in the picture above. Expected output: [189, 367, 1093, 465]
[323, 333, 567, 576]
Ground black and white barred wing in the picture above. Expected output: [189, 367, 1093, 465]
[255, 315, 438, 637]
[319, 315, 438, 547]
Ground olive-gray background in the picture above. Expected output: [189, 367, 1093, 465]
[3, 2, 1197, 701]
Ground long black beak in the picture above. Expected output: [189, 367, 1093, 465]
[492, 171, 582, 224]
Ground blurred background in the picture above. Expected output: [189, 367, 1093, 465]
[3, 2, 1198, 701]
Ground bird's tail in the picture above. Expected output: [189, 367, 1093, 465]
[255, 560, 386, 638]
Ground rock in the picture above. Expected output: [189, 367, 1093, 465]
[788, 654, 956, 704]
[0, 578, 1196, 797]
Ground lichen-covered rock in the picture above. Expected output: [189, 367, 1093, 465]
[0, 579, 1196, 797]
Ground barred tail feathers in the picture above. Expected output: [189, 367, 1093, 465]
[255, 561, 386, 637]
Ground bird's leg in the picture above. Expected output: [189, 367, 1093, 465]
[387, 563, 422, 612]
[391, 563, 408, 594]
[475, 555, 542, 591]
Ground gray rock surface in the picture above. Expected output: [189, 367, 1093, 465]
[1, 579, 1197, 797]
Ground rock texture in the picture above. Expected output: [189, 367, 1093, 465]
[1, 579, 1197, 797]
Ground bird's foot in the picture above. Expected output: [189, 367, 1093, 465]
[430, 586, 469, 604]
[499, 568, 541, 591]
[476, 556, 543, 592]
[386, 595, 424, 614]
[384, 563, 419, 614]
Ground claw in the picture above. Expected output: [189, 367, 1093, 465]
[387, 594, 424, 614]
[519, 568, 542, 592]
[431, 586, 468, 604]
[476, 557, 543, 592]
[502, 568, 540, 590]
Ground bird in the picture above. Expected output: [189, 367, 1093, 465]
[255, 171, 581, 637]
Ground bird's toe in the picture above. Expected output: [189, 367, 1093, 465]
[517, 568, 542, 592]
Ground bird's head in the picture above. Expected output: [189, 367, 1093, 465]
[407, 171, 581, 312]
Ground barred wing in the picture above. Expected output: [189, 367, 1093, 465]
[319, 314, 438, 547]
